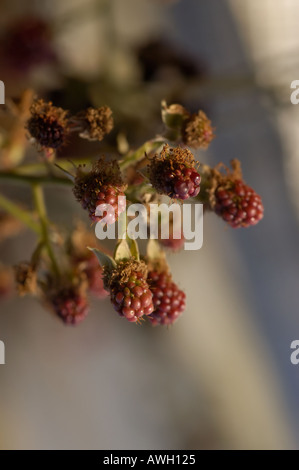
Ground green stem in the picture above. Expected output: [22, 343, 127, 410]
[119, 139, 165, 171]
[0, 171, 73, 186]
[0, 192, 41, 234]
[32, 184, 60, 277]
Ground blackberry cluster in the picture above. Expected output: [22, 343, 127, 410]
[50, 287, 89, 325]
[214, 179, 264, 228]
[147, 270, 186, 326]
[148, 146, 200, 200]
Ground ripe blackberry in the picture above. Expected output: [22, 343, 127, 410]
[214, 179, 264, 228]
[50, 286, 89, 325]
[147, 270, 186, 326]
[148, 145, 200, 200]
[104, 260, 154, 323]
[73, 158, 126, 224]
[27, 99, 69, 150]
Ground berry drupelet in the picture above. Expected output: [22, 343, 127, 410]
[148, 145, 200, 200]
[73, 158, 126, 224]
[103, 260, 154, 323]
[147, 270, 186, 326]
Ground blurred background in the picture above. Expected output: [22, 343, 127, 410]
[0, 0, 299, 450]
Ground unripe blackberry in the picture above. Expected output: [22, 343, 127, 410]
[49, 285, 89, 325]
[148, 145, 200, 200]
[103, 260, 154, 323]
[27, 99, 69, 150]
[80, 255, 107, 299]
[182, 110, 215, 149]
[147, 270, 186, 326]
[214, 179, 264, 228]
[73, 158, 126, 224]
[159, 227, 185, 252]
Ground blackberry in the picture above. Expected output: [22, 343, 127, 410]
[73, 158, 126, 224]
[27, 115, 65, 149]
[50, 286, 89, 325]
[182, 110, 215, 149]
[104, 260, 154, 323]
[148, 145, 200, 200]
[159, 228, 185, 252]
[214, 179, 264, 228]
[147, 270, 186, 326]
[80, 255, 107, 299]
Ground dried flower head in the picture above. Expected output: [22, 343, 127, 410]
[27, 99, 69, 150]
[148, 144, 201, 200]
[73, 158, 126, 223]
[182, 110, 215, 149]
[14, 262, 37, 296]
[76, 106, 114, 141]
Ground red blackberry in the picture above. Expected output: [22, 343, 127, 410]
[104, 260, 154, 323]
[73, 158, 126, 224]
[27, 100, 69, 150]
[80, 255, 107, 299]
[148, 145, 200, 200]
[159, 228, 185, 252]
[147, 270, 186, 326]
[214, 179, 264, 228]
[50, 286, 89, 325]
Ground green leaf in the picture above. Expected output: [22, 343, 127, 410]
[161, 100, 188, 131]
[88, 247, 116, 269]
[127, 237, 140, 261]
[147, 239, 164, 261]
[114, 239, 131, 262]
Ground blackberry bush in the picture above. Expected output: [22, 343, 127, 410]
[0, 96, 264, 328]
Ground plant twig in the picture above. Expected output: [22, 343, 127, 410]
[32, 184, 60, 277]
[0, 192, 41, 234]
